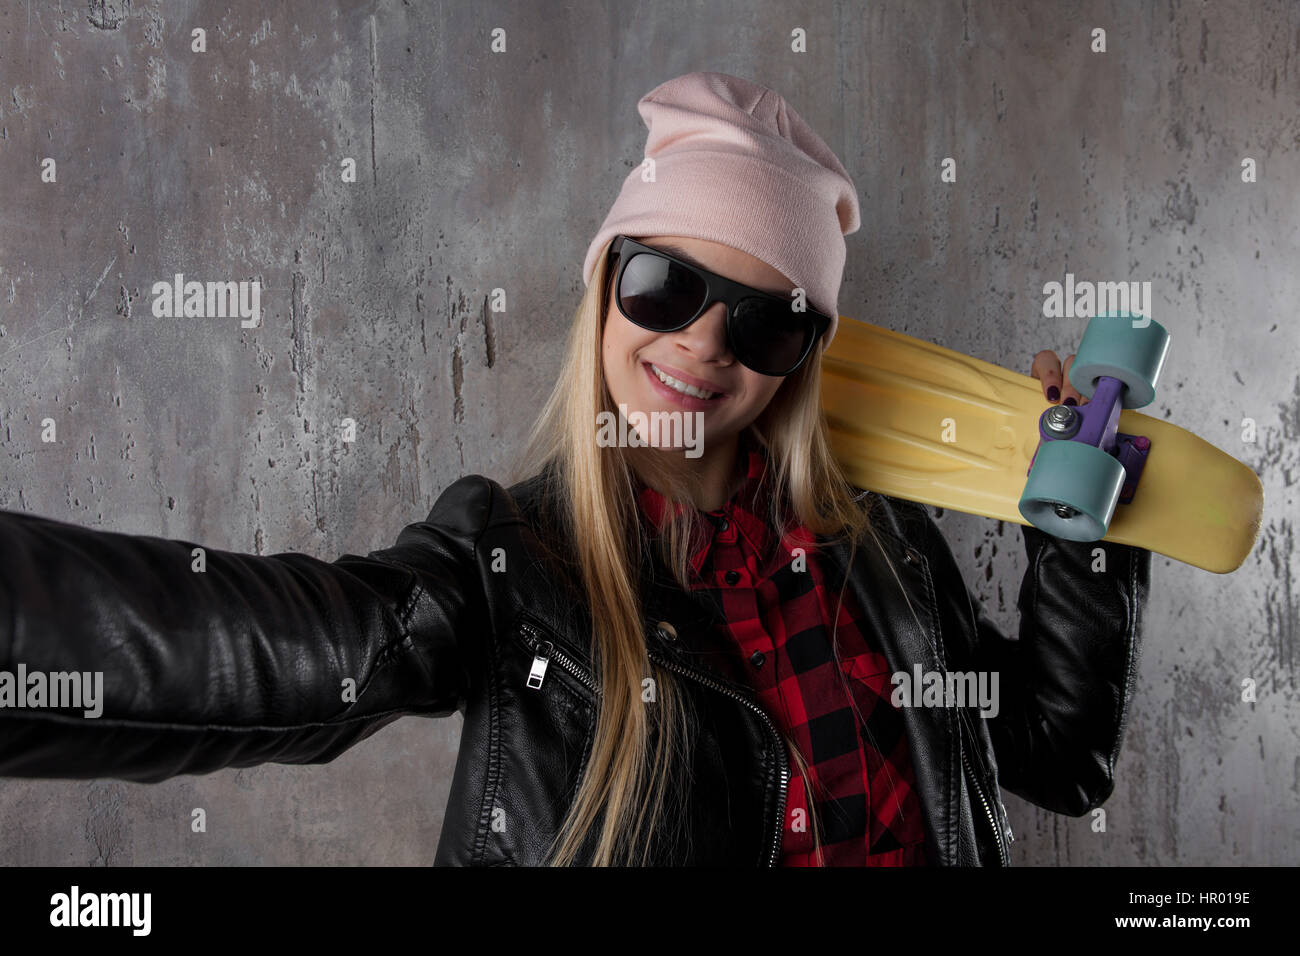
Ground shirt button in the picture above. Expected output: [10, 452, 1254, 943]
[904, 547, 921, 565]
[717, 517, 729, 532]
[724, 569, 740, 586]
[655, 621, 677, 642]
[750, 651, 765, 668]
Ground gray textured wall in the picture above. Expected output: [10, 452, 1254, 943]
[0, 0, 1295, 865]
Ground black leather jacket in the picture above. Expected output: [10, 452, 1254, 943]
[0, 470, 1150, 866]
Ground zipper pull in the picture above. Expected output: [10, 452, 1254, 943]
[527, 639, 554, 690]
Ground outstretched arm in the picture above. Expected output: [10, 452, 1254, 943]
[0, 476, 493, 783]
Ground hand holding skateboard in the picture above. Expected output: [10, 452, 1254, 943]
[1031, 350, 1091, 407]
[820, 312, 1264, 573]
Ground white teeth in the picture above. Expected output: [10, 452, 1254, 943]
[651, 364, 717, 399]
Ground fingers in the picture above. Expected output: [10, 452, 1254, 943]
[1060, 354, 1088, 406]
[1030, 349, 1063, 402]
[1031, 350, 1089, 405]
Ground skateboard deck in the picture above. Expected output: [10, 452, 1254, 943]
[820, 316, 1263, 573]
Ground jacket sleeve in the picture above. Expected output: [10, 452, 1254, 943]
[0, 475, 493, 783]
[965, 522, 1151, 816]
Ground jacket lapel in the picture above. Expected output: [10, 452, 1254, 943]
[639, 493, 962, 867]
[639, 552, 762, 696]
[814, 507, 959, 867]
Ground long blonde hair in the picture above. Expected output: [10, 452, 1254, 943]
[511, 236, 902, 866]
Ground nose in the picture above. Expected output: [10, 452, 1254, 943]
[668, 301, 731, 364]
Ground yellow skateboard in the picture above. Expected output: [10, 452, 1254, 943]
[821, 314, 1263, 574]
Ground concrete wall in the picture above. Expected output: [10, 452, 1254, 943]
[0, 0, 1295, 864]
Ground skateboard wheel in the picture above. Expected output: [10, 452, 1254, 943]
[1019, 439, 1126, 541]
[1069, 312, 1170, 409]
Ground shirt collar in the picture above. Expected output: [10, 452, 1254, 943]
[635, 432, 781, 577]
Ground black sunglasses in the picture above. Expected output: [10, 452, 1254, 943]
[606, 235, 832, 377]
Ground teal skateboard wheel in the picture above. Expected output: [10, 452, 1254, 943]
[1069, 312, 1170, 409]
[1019, 439, 1127, 541]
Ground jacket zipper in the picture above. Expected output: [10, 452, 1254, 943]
[871, 492, 1012, 867]
[650, 654, 790, 867]
[521, 621, 597, 694]
[523, 619, 1004, 867]
[960, 739, 1009, 865]
[520, 620, 789, 867]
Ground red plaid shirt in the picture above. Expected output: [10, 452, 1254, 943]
[636, 435, 928, 866]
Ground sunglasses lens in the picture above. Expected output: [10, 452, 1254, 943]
[618, 253, 707, 331]
[730, 299, 817, 375]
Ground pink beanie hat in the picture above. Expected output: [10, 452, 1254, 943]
[582, 71, 860, 347]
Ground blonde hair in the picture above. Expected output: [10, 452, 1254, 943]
[510, 236, 912, 866]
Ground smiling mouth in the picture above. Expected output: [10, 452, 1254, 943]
[647, 363, 724, 400]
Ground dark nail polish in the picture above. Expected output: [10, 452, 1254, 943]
[1047, 386, 1059, 401]
[1063, 397, 1077, 406]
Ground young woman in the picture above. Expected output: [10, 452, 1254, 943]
[0, 72, 1150, 867]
